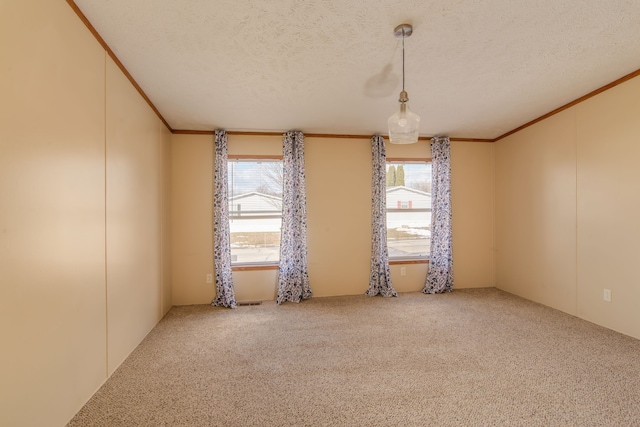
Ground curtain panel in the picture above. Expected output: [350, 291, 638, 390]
[277, 131, 313, 304]
[366, 135, 398, 297]
[423, 136, 454, 294]
[212, 130, 237, 308]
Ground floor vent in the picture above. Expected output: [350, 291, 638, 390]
[238, 301, 262, 306]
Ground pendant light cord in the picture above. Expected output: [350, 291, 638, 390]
[402, 29, 405, 92]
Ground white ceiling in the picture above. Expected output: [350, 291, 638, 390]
[73, 0, 640, 139]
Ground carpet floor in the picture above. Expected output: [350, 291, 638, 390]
[68, 288, 640, 426]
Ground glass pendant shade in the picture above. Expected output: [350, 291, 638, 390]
[388, 92, 420, 144]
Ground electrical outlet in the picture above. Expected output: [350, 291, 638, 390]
[206, 274, 213, 284]
[603, 289, 611, 302]
[400, 267, 407, 276]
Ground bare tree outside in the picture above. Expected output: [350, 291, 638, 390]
[259, 162, 283, 196]
[255, 183, 278, 196]
[412, 180, 432, 194]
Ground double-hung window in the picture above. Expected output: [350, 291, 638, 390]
[227, 158, 283, 266]
[386, 160, 432, 260]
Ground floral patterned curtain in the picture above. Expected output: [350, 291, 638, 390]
[366, 135, 398, 297]
[212, 130, 237, 308]
[423, 136, 454, 294]
[276, 131, 313, 304]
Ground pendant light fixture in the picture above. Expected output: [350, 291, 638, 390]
[388, 24, 420, 144]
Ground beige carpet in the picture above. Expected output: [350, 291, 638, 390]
[68, 288, 640, 426]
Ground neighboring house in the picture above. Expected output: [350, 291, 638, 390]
[386, 185, 431, 209]
[386, 186, 431, 230]
[229, 192, 282, 233]
[227, 187, 432, 233]
[229, 192, 282, 216]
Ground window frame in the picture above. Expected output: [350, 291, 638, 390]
[227, 155, 283, 270]
[386, 157, 432, 265]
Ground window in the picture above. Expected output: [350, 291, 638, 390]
[228, 159, 283, 265]
[386, 161, 432, 260]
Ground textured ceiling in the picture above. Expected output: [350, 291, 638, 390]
[73, 0, 640, 139]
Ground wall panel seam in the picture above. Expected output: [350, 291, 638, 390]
[104, 50, 109, 378]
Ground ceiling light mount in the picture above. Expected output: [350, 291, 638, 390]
[393, 23, 413, 39]
[388, 23, 420, 144]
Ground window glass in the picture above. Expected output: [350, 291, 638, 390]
[386, 162, 432, 259]
[228, 160, 283, 265]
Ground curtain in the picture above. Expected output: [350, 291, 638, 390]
[212, 130, 237, 308]
[423, 136, 454, 294]
[366, 135, 398, 297]
[276, 131, 313, 304]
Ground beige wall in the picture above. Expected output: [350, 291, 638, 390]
[170, 133, 207, 305]
[171, 135, 494, 304]
[495, 75, 640, 339]
[495, 110, 578, 314]
[105, 57, 172, 374]
[450, 141, 495, 289]
[0, 1, 171, 426]
[0, 2, 106, 426]
[575, 76, 640, 338]
[306, 137, 373, 296]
